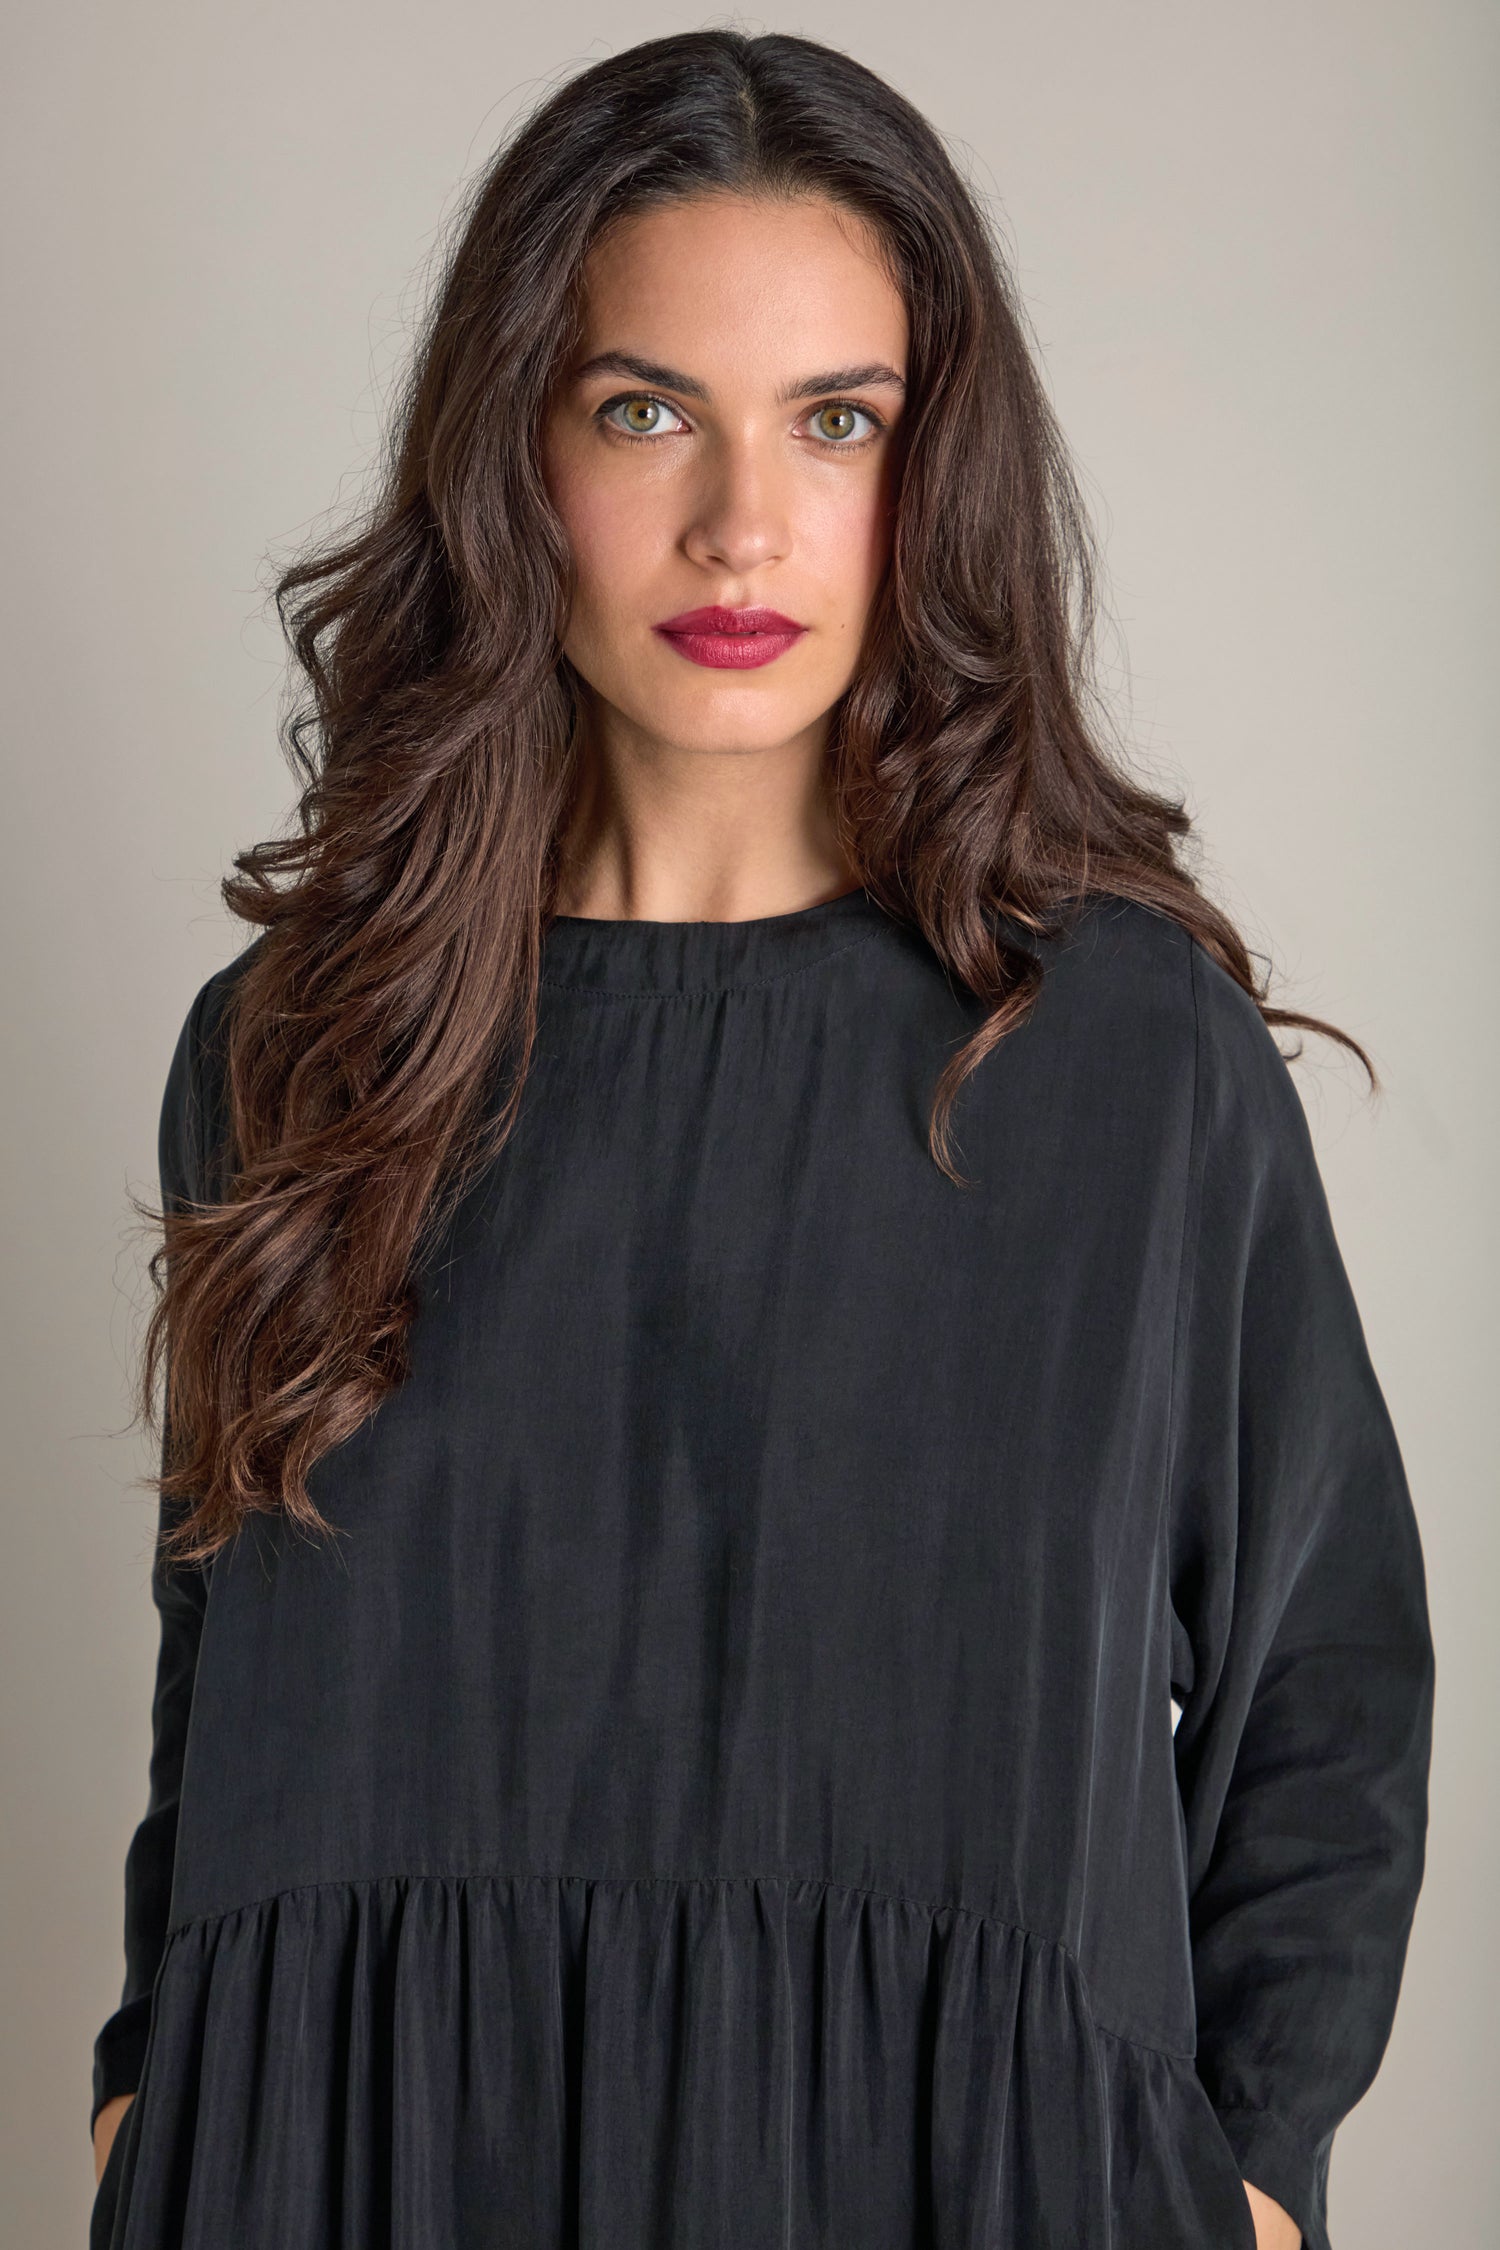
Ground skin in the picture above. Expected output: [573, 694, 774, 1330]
[93, 198, 1303, 2250]
[540, 189, 905, 921]
[93, 2091, 131, 2180]
[1244, 2181, 1303, 2249]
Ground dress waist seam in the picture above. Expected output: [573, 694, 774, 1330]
[165, 1861, 1196, 2063]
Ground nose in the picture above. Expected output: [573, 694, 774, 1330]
[680, 433, 793, 576]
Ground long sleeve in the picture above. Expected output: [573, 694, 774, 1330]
[1165, 943, 1435, 2250]
[89, 976, 221, 2138]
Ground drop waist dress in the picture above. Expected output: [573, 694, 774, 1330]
[89, 887, 1434, 2250]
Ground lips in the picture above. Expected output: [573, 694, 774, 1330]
[652, 604, 807, 671]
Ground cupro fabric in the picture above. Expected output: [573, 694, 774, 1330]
[89, 887, 1434, 2250]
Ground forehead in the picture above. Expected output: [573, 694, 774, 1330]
[572, 193, 908, 375]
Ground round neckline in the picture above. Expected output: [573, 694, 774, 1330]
[540, 883, 891, 996]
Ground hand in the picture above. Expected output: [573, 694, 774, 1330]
[1244, 2177, 1301, 2248]
[93, 2093, 134, 2187]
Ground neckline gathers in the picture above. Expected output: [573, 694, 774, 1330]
[540, 883, 891, 997]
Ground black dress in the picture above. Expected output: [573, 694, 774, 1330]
[90, 887, 1434, 2250]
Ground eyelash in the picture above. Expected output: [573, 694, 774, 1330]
[596, 391, 886, 451]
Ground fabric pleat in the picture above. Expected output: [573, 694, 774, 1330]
[99, 1871, 1258, 2250]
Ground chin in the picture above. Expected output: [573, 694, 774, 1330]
[624, 682, 832, 759]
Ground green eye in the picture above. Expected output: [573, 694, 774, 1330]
[604, 395, 686, 437]
[809, 403, 875, 444]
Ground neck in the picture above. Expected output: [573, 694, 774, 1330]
[553, 699, 860, 923]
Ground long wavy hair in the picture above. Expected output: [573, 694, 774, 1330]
[142, 28, 1372, 1568]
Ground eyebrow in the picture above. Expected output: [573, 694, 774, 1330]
[570, 350, 907, 405]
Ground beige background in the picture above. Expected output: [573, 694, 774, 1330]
[3, 5, 1494, 2243]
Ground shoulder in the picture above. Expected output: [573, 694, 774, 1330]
[1176, 923, 1318, 1177]
[159, 935, 264, 1206]
[1006, 895, 1317, 1200]
[164, 935, 262, 1098]
[1026, 901, 1346, 1326]
[1038, 895, 1305, 1114]
[1012, 894, 1198, 1078]
[1033, 892, 1194, 995]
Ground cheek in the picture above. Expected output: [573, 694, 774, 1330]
[800, 471, 895, 634]
[552, 486, 627, 617]
[546, 452, 671, 626]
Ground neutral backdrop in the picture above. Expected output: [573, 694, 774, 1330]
[3, 5, 1493, 2244]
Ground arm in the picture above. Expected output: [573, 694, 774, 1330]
[89, 977, 219, 2157]
[93, 2095, 134, 2185]
[1246, 2178, 1304, 2248]
[1166, 945, 1434, 2250]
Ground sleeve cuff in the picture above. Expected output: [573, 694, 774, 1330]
[1214, 2103, 1334, 2250]
[91, 1995, 152, 2138]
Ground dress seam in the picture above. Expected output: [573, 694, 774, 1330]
[160, 1861, 1196, 2064]
[538, 927, 882, 1000]
[1087, 2018, 1196, 2066]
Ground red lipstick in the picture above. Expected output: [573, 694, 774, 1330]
[653, 604, 807, 670]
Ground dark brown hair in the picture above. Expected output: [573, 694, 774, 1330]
[143, 28, 1372, 1567]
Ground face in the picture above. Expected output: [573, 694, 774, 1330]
[540, 192, 909, 761]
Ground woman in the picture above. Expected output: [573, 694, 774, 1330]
[89, 29, 1433, 2250]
